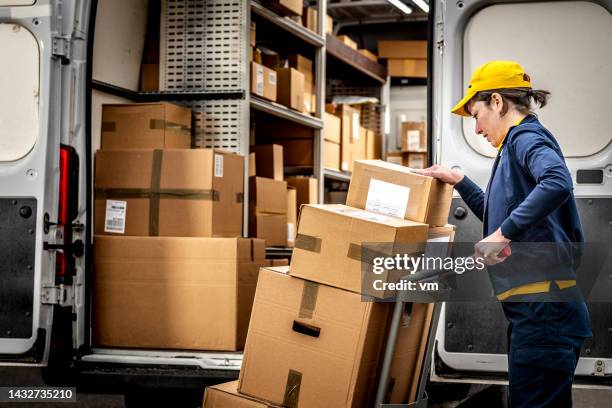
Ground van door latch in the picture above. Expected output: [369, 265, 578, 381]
[52, 36, 71, 61]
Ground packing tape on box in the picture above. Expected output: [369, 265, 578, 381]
[298, 281, 318, 319]
[283, 369, 302, 408]
[254, 206, 287, 215]
[294, 234, 322, 253]
[149, 149, 163, 235]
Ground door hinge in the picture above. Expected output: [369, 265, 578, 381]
[41, 284, 72, 306]
[52, 36, 71, 60]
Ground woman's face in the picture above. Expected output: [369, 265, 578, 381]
[468, 94, 506, 148]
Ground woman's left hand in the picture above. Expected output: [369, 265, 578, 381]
[474, 228, 511, 266]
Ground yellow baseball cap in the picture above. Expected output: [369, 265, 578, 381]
[451, 61, 532, 117]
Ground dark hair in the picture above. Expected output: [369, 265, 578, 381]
[465, 87, 551, 117]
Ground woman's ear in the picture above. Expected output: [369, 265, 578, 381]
[491, 92, 504, 112]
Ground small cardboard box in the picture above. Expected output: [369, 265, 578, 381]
[101, 103, 191, 149]
[285, 177, 318, 211]
[251, 214, 288, 247]
[386, 151, 407, 166]
[95, 149, 244, 237]
[366, 130, 382, 160]
[238, 266, 391, 407]
[290, 204, 428, 296]
[359, 49, 378, 62]
[388, 59, 428, 78]
[378, 41, 427, 59]
[287, 55, 314, 113]
[251, 144, 284, 181]
[324, 139, 341, 171]
[287, 187, 297, 247]
[204, 381, 281, 407]
[266, 0, 302, 16]
[323, 112, 341, 144]
[93, 236, 265, 351]
[249, 152, 256, 178]
[140, 63, 159, 92]
[249, 177, 288, 247]
[251, 62, 277, 102]
[401, 121, 427, 152]
[302, 6, 317, 33]
[337, 35, 357, 49]
[347, 160, 453, 226]
[330, 105, 360, 172]
[407, 152, 427, 169]
[250, 22, 256, 47]
[275, 68, 304, 111]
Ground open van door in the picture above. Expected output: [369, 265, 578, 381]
[431, 0, 612, 384]
[0, 0, 90, 366]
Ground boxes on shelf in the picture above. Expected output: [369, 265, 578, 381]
[327, 104, 361, 172]
[378, 40, 427, 59]
[359, 49, 378, 62]
[388, 59, 428, 78]
[287, 54, 314, 114]
[323, 112, 341, 170]
[290, 204, 428, 297]
[204, 381, 280, 408]
[386, 151, 408, 166]
[251, 61, 278, 102]
[256, 121, 314, 167]
[140, 63, 159, 92]
[275, 67, 304, 111]
[347, 160, 453, 226]
[337, 35, 358, 50]
[285, 177, 318, 211]
[406, 152, 427, 169]
[249, 177, 288, 247]
[287, 187, 297, 247]
[238, 266, 391, 407]
[93, 236, 265, 351]
[251, 144, 284, 181]
[401, 121, 427, 152]
[101, 103, 192, 149]
[302, 6, 317, 33]
[94, 149, 244, 237]
[265, 0, 303, 16]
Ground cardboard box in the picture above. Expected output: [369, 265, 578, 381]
[93, 236, 265, 350]
[332, 105, 360, 172]
[385, 151, 407, 166]
[204, 381, 280, 407]
[388, 59, 428, 78]
[337, 35, 357, 49]
[407, 152, 427, 169]
[290, 204, 428, 296]
[101, 103, 191, 149]
[401, 121, 427, 152]
[325, 190, 348, 204]
[266, 0, 302, 16]
[287, 187, 297, 247]
[249, 177, 288, 247]
[95, 149, 244, 237]
[359, 49, 378, 62]
[140, 63, 159, 92]
[325, 15, 333, 35]
[347, 160, 454, 226]
[251, 62, 278, 102]
[251, 144, 284, 181]
[287, 55, 314, 113]
[285, 177, 318, 211]
[378, 41, 427, 59]
[250, 22, 256, 47]
[265, 258, 290, 267]
[249, 152, 256, 178]
[302, 6, 317, 32]
[366, 131, 382, 160]
[323, 112, 341, 144]
[275, 68, 304, 111]
[324, 139, 341, 171]
[238, 266, 391, 407]
[255, 122, 314, 166]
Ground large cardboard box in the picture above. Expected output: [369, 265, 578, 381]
[347, 160, 453, 226]
[93, 236, 265, 350]
[204, 381, 280, 407]
[95, 149, 244, 237]
[287, 187, 297, 247]
[251, 144, 283, 181]
[275, 68, 304, 111]
[290, 205, 428, 296]
[249, 177, 288, 247]
[238, 267, 391, 407]
[251, 62, 277, 102]
[101, 103, 191, 149]
[388, 59, 428, 78]
[401, 121, 427, 152]
[285, 177, 318, 211]
[378, 40, 427, 59]
[266, 0, 302, 16]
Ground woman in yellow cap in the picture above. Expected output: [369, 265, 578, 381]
[415, 61, 591, 407]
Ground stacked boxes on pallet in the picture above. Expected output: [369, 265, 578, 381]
[205, 160, 455, 407]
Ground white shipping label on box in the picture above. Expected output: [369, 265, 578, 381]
[352, 113, 360, 141]
[365, 178, 410, 218]
[214, 154, 224, 177]
[104, 200, 127, 234]
[408, 130, 421, 150]
[268, 71, 277, 85]
[287, 223, 296, 242]
[256, 65, 264, 95]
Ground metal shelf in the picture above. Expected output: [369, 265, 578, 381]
[323, 168, 351, 182]
[92, 80, 244, 102]
[251, 0, 325, 48]
[326, 34, 387, 84]
[250, 96, 323, 129]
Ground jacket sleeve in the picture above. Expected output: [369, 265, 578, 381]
[500, 131, 573, 240]
[454, 175, 485, 222]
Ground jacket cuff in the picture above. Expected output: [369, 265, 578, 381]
[454, 175, 479, 197]
[500, 217, 522, 240]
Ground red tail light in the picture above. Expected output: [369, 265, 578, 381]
[57, 145, 78, 282]
[58, 147, 71, 225]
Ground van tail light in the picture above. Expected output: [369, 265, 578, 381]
[57, 145, 79, 283]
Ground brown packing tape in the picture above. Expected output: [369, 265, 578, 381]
[346, 243, 394, 263]
[236, 192, 244, 203]
[298, 281, 318, 319]
[101, 121, 116, 132]
[149, 149, 163, 236]
[294, 233, 322, 253]
[149, 119, 191, 134]
[283, 369, 302, 408]
[95, 188, 220, 200]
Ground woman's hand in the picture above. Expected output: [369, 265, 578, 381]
[412, 165, 465, 186]
[474, 228, 511, 266]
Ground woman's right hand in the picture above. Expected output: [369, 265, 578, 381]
[412, 164, 464, 186]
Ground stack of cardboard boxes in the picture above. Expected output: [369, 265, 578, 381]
[204, 160, 456, 406]
[378, 40, 427, 78]
[93, 102, 268, 352]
